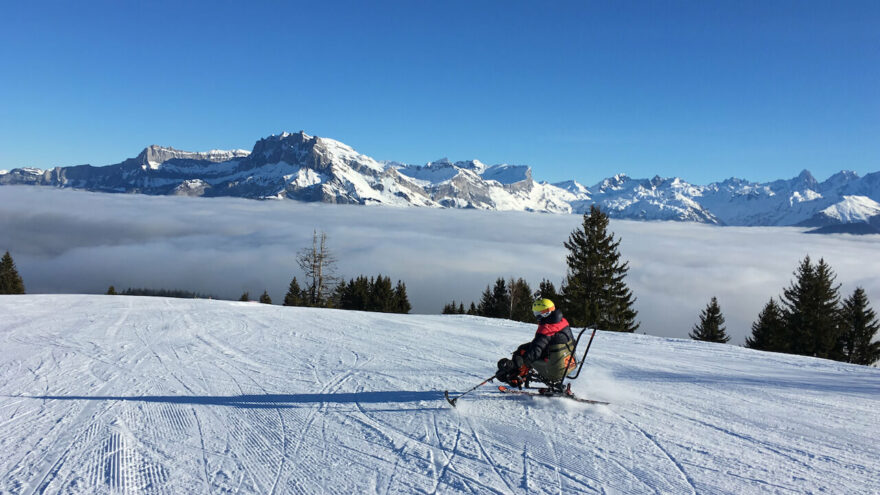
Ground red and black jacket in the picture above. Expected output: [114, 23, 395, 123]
[521, 309, 574, 364]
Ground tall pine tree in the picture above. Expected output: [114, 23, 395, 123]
[393, 280, 412, 314]
[689, 297, 730, 343]
[339, 276, 370, 310]
[0, 251, 25, 294]
[477, 278, 511, 318]
[491, 278, 510, 318]
[839, 287, 880, 365]
[745, 298, 786, 351]
[781, 256, 842, 359]
[369, 275, 395, 312]
[560, 206, 638, 332]
[259, 290, 272, 304]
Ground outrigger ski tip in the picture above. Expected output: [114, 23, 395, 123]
[444, 390, 457, 407]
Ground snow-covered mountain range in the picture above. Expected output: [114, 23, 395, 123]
[3, 131, 879, 229]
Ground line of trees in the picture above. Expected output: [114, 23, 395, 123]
[746, 256, 879, 365]
[443, 206, 641, 332]
[279, 230, 411, 314]
[98, 231, 411, 314]
[443, 277, 554, 322]
[689, 256, 879, 366]
[110, 287, 214, 299]
[237, 291, 273, 303]
[281, 273, 411, 313]
[336, 275, 411, 313]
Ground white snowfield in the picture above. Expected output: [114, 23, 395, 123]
[1, 296, 877, 494]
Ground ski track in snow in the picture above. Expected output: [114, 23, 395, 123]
[1, 295, 879, 494]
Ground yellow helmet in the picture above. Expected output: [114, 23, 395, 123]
[531, 298, 555, 319]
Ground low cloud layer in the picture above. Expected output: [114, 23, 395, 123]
[2, 187, 879, 345]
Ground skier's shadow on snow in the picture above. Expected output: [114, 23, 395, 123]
[23, 391, 449, 411]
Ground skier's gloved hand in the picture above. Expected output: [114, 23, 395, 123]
[513, 354, 525, 369]
[495, 358, 513, 377]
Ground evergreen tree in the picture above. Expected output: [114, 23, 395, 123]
[443, 300, 464, 315]
[283, 277, 304, 306]
[327, 280, 345, 309]
[0, 251, 25, 294]
[339, 276, 370, 310]
[839, 287, 880, 365]
[333, 275, 411, 314]
[781, 256, 842, 359]
[106, 285, 118, 295]
[478, 278, 510, 318]
[745, 298, 786, 351]
[336, 278, 352, 309]
[442, 301, 458, 314]
[259, 290, 272, 304]
[492, 278, 511, 318]
[393, 280, 411, 314]
[369, 275, 395, 312]
[560, 206, 638, 332]
[467, 302, 477, 315]
[239, 292, 250, 302]
[476, 284, 494, 317]
[689, 297, 730, 343]
[353, 276, 371, 310]
[121, 287, 211, 299]
[508, 277, 534, 322]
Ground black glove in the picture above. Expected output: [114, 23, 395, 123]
[496, 358, 513, 376]
[513, 354, 525, 369]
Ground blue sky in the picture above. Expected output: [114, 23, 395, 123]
[1, 0, 877, 185]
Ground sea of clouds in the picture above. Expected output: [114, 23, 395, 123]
[2, 186, 879, 344]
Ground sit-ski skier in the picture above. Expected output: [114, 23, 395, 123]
[495, 298, 577, 395]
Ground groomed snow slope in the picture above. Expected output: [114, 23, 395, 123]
[1, 295, 877, 494]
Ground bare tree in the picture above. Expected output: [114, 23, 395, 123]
[297, 230, 338, 306]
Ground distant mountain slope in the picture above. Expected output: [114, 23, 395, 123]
[2, 131, 879, 228]
[0, 295, 877, 494]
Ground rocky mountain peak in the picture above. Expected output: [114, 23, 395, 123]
[794, 169, 818, 189]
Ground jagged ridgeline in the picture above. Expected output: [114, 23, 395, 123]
[2, 131, 879, 230]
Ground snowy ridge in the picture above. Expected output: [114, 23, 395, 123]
[0, 295, 877, 494]
[140, 145, 251, 170]
[808, 195, 880, 225]
[2, 132, 879, 227]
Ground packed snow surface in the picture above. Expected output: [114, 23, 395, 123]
[1, 295, 878, 494]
